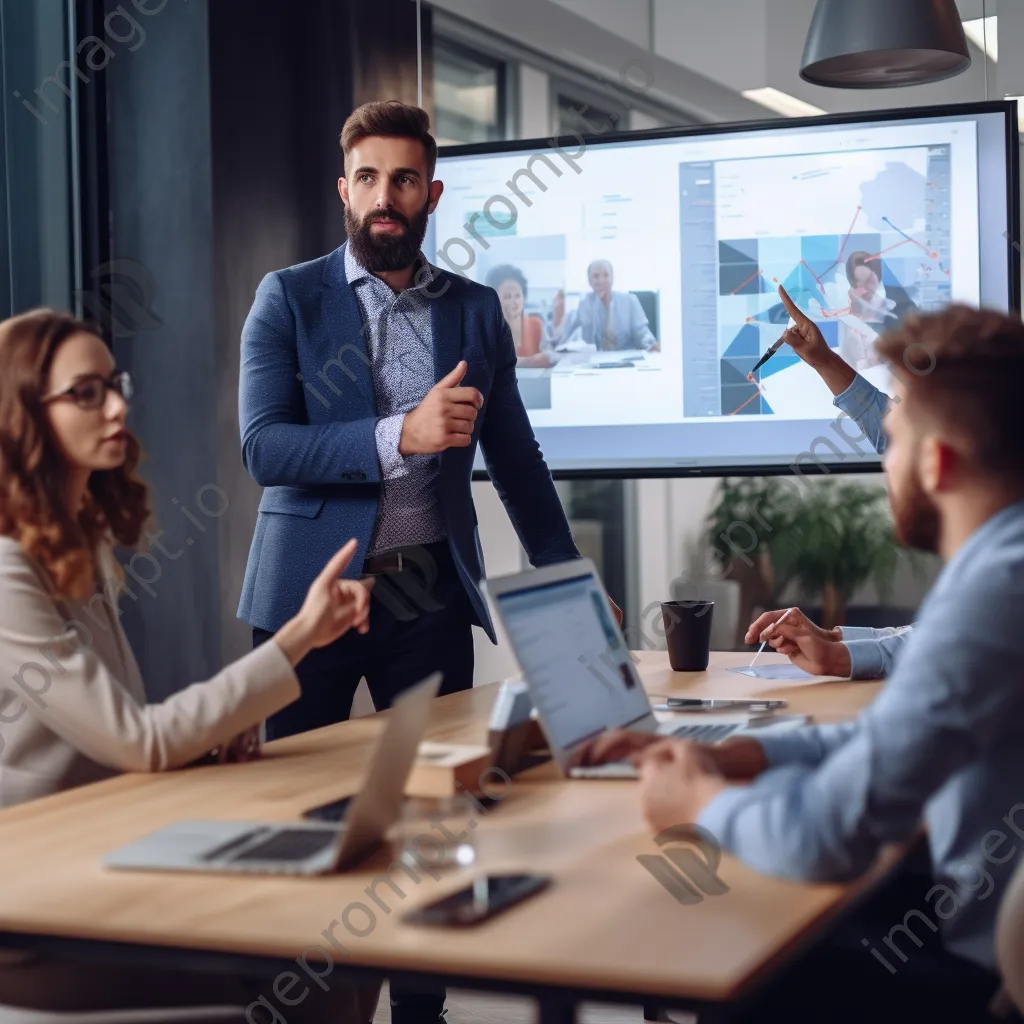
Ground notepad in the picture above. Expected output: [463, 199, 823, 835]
[727, 664, 814, 680]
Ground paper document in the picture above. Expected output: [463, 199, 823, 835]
[727, 664, 814, 680]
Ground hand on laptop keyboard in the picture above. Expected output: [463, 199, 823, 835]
[572, 728, 769, 783]
[571, 729, 661, 768]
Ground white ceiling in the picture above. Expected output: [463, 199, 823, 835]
[428, 0, 1020, 124]
[550, 0, 998, 36]
[548, 0, 652, 49]
[546, 0, 1012, 116]
[956, 0, 996, 20]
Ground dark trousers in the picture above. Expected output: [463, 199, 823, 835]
[254, 542, 475, 735]
[731, 859, 1006, 1024]
[253, 542, 475, 1024]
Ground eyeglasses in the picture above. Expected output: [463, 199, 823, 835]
[42, 371, 134, 411]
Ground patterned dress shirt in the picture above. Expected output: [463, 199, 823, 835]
[344, 242, 446, 556]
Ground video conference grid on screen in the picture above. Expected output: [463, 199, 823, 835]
[425, 106, 1015, 473]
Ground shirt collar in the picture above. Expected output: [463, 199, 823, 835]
[930, 496, 1024, 598]
[343, 240, 440, 293]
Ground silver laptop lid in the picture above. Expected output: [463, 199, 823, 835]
[484, 560, 651, 770]
[333, 671, 442, 869]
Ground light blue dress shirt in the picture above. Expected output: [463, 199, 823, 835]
[345, 243, 446, 556]
[699, 498, 1024, 972]
[833, 371, 890, 455]
[832, 373, 917, 675]
[839, 624, 914, 679]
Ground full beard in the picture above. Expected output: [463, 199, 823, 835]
[890, 473, 941, 554]
[345, 201, 430, 272]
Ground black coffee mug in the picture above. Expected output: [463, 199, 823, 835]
[661, 600, 715, 672]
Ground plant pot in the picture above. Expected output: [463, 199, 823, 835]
[727, 552, 776, 639]
[755, 551, 774, 598]
[821, 582, 847, 631]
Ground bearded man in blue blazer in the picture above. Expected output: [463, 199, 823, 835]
[238, 101, 603, 1022]
[238, 104, 612, 718]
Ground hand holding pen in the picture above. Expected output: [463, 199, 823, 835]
[744, 606, 853, 677]
[747, 285, 833, 381]
[749, 607, 794, 666]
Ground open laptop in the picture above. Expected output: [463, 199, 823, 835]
[104, 673, 441, 875]
[484, 560, 801, 779]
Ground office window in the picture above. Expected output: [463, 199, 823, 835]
[553, 84, 627, 137]
[433, 38, 507, 146]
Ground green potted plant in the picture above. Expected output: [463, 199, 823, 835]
[705, 476, 925, 631]
[765, 478, 925, 628]
[703, 477, 795, 632]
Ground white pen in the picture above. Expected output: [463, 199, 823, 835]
[750, 606, 795, 666]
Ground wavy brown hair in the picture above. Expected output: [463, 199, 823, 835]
[341, 100, 438, 179]
[0, 309, 150, 598]
[877, 304, 1024, 479]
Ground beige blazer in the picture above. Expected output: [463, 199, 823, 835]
[0, 535, 300, 809]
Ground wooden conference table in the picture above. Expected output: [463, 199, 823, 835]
[0, 651, 889, 1023]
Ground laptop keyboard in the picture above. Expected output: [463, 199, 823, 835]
[213, 828, 341, 863]
[668, 722, 740, 743]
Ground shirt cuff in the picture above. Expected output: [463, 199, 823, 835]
[375, 414, 409, 481]
[843, 639, 887, 680]
[838, 626, 875, 641]
[832, 372, 878, 419]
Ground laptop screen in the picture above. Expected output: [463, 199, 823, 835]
[496, 571, 651, 754]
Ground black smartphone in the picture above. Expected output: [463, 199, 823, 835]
[404, 873, 552, 926]
[302, 795, 353, 822]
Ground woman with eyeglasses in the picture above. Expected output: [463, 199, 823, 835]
[0, 309, 378, 1022]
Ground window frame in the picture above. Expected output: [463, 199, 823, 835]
[432, 33, 517, 145]
[550, 76, 630, 138]
[430, 10, 693, 139]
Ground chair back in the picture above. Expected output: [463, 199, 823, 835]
[629, 290, 659, 340]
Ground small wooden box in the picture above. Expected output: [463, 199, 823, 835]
[404, 741, 494, 798]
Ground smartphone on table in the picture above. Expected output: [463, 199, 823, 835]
[404, 873, 552, 926]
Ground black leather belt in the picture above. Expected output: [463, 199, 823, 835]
[361, 541, 450, 578]
[361, 550, 406, 576]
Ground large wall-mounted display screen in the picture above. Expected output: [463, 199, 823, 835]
[426, 103, 1019, 476]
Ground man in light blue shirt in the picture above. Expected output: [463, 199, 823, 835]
[742, 285, 913, 676]
[583, 305, 1024, 1022]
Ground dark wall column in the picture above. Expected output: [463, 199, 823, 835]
[1, 0, 76, 318]
[99, 0, 434, 691]
[209, 0, 433, 665]
[208, 0, 354, 665]
[102, 0, 219, 700]
[349, 0, 434, 111]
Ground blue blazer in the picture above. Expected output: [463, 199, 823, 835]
[236, 245, 579, 642]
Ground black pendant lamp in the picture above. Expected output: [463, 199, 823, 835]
[800, 0, 971, 88]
